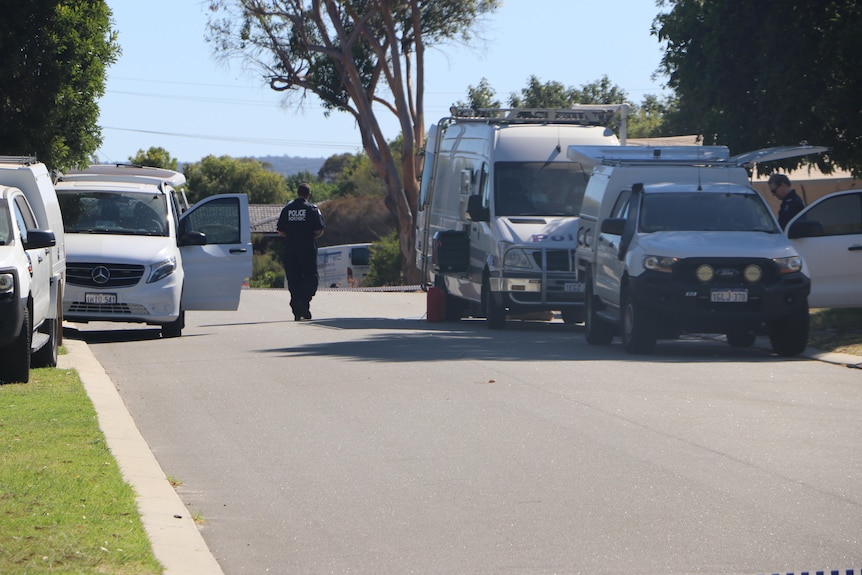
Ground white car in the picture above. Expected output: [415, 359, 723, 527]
[55, 165, 252, 337]
[787, 188, 862, 308]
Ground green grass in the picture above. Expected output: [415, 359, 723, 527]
[0, 366, 162, 575]
[809, 308, 862, 356]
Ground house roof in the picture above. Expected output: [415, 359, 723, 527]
[250, 204, 283, 235]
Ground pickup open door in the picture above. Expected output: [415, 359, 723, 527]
[179, 194, 252, 311]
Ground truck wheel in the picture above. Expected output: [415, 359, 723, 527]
[31, 317, 59, 368]
[161, 310, 185, 338]
[482, 280, 506, 330]
[769, 304, 809, 357]
[621, 286, 656, 354]
[0, 308, 31, 383]
[726, 329, 756, 348]
[584, 279, 614, 345]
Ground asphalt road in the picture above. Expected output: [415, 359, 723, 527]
[67, 289, 862, 575]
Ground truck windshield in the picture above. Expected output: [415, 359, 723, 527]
[639, 192, 779, 233]
[57, 190, 169, 236]
[494, 162, 589, 217]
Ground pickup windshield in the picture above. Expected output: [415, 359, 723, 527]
[57, 190, 169, 236]
[639, 192, 779, 233]
[494, 162, 589, 217]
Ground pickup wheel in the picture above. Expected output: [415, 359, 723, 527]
[584, 278, 614, 345]
[621, 286, 656, 354]
[769, 304, 809, 357]
[0, 308, 31, 383]
[161, 310, 185, 338]
[482, 279, 506, 330]
[31, 317, 59, 368]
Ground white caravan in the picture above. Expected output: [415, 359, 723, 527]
[317, 243, 371, 288]
[415, 106, 629, 328]
[55, 164, 252, 337]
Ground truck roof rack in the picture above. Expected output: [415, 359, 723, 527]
[0, 155, 39, 165]
[59, 164, 186, 187]
[449, 104, 630, 126]
[567, 144, 829, 168]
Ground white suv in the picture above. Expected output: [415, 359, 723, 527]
[55, 165, 251, 337]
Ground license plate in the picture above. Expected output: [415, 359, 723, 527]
[564, 282, 584, 293]
[85, 292, 117, 304]
[711, 289, 748, 303]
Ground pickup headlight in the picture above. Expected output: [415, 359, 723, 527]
[0, 272, 14, 294]
[773, 255, 803, 275]
[643, 255, 678, 273]
[147, 257, 177, 284]
[503, 248, 533, 270]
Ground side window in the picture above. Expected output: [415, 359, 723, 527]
[479, 162, 490, 207]
[13, 196, 37, 243]
[803, 192, 862, 236]
[610, 189, 632, 219]
[180, 197, 240, 244]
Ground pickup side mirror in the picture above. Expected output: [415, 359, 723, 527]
[787, 219, 824, 239]
[466, 195, 489, 222]
[23, 229, 56, 250]
[600, 217, 626, 236]
[179, 231, 207, 246]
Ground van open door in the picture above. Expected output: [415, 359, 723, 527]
[179, 194, 252, 310]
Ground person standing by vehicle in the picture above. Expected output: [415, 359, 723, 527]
[277, 183, 325, 320]
[769, 173, 805, 229]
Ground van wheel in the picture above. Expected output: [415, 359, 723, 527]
[482, 279, 506, 330]
[726, 329, 756, 348]
[31, 317, 59, 368]
[621, 286, 656, 354]
[584, 279, 614, 345]
[161, 311, 185, 338]
[0, 308, 31, 383]
[769, 304, 809, 357]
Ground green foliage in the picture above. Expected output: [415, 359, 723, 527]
[654, 0, 862, 175]
[455, 78, 502, 110]
[319, 195, 395, 246]
[183, 155, 290, 204]
[0, 1, 121, 172]
[251, 251, 285, 288]
[285, 171, 339, 202]
[507, 75, 628, 108]
[366, 231, 403, 286]
[0, 368, 161, 574]
[129, 146, 178, 170]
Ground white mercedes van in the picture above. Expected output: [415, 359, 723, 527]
[55, 165, 252, 337]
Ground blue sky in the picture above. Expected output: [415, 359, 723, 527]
[97, 0, 669, 163]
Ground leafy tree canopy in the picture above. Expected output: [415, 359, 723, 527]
[129, 147, 178, 171]
[183, 155, 290, 204]
[654, 0, 862, 174]
[0, 1, 120, 172]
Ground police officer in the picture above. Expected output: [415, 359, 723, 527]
[277, 183, 325, 320]
[768, 173, 805, 229]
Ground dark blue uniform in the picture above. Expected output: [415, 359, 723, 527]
[277, 197, 325, 320]
[778, 189, 805, 229]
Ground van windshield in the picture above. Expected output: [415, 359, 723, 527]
[494, 162, 589, 217]
[639, 192, 779, 233]
[57, 190, 169, 236]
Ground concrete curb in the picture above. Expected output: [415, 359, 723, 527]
[58, 338, 224, 575]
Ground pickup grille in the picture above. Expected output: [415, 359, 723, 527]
[531, 249, 575, 272]
[67, 263, 145, 288]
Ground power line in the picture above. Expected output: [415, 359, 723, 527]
[100, 126, 362, 150]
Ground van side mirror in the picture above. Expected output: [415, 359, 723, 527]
[179, 231, 207, 246]
[23, 229, 56, 250]
[467, 195, 489, 222]
[787, 219, 824, 239]
[600, 217, 626, 236]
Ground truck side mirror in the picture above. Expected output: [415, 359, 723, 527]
[600, 217, 626, 236]
[467, 195, 489, 222]
[23, 229, 56, 250]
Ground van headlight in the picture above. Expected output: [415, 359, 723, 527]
[0, 272, 14, 294]
[643, 255, 677, 273]
[147, 257, 177, 283]
[503, 249, 533, 270]
[773, 255, 803, 275]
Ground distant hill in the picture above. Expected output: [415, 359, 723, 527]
[255, 155, 326, 177]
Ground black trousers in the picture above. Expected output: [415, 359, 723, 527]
[283, 249, 319, 317]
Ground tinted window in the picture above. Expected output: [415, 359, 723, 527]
[799, 192, 862, 236]
[494, 162, 589, 216]
[639, 192, 778, 233]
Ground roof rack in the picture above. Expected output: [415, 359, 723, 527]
[567, 144, 829, 168]
[0, 155, 39, 165]
[449, 104, 630, 126]
[60, 164, 186, 187]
